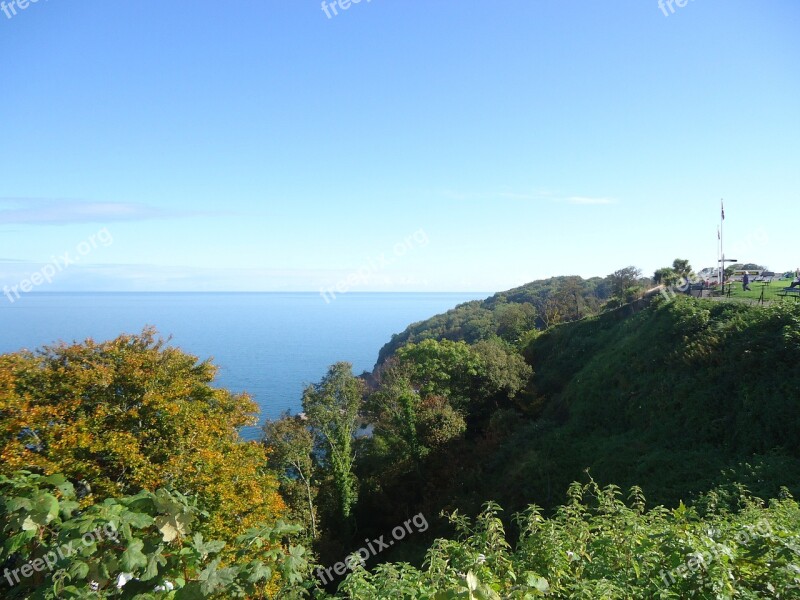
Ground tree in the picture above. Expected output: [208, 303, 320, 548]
[416, 396, 467, 451]
[653, 260, 696, 293]
[0, 328, 285, 543]
[555, 277, 586, 322]
[608, 266, 643, 302]
[494, 302, 537, 342]
[653, 267, 678, 286]
[538, 295, 565, 329]
[471, 339, 533, 407]
[263, 412, 318, 542]
[671, 258, 693, 278]
[366, 360, 425, 469]
[396, 339, 482, 410]
[609, 266, 642, 296]
[302, 362, 364, 523]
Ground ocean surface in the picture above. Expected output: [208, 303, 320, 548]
[0, 292, 486, 440]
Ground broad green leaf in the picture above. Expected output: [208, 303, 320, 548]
[121, 538, 148, 572]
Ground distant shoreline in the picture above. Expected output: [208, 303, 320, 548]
[16, 291, 492, 295]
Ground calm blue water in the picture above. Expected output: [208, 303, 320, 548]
[0, 293, 485, 440]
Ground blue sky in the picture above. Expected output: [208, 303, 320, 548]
[1, 0, 798, 292]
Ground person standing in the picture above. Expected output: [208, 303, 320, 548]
[743, 272, 751, 291]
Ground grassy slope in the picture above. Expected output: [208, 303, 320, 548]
[724, 276, 800, 303]
[479, 295, 800, 513]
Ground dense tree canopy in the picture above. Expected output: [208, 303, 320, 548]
[396, 339, 482, 410]
[376, 275, 618, 364]
[0, 328, 285, 542]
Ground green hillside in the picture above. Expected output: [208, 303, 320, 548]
[376, 276, 615, 365]
[550, 296, 798, 495]
[323, 291, 800, 596]
[408, 294, 800, 518]
[3, 293, 800, 598]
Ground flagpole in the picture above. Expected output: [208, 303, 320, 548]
[717, 226, 722, 283]
[719, 199, 724, 287]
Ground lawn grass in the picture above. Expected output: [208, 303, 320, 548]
[722, 277, 800, 303]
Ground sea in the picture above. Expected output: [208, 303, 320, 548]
[0, 292, 486, 440]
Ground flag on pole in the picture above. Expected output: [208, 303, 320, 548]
[721, 200, 725, 221]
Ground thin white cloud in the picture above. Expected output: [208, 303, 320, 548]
[0, 261, 442, 292]
[0, 199, 224, 225]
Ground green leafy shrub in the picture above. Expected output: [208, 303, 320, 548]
[0, 471, 310, 599]
[327, 481, 800, 599]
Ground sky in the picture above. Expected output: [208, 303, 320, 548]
[1, 0, 798, 293]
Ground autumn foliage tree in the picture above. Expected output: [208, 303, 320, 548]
[0, 328, 285, 543]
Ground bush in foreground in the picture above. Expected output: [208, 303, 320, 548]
[3, 474, 798, 598]
[0, 471, 310, 599]
[331, 480, 800, 599]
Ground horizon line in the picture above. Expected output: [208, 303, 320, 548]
[10, 290, 493, 295]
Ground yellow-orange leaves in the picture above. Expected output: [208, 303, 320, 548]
[0, 328, 285, 543]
